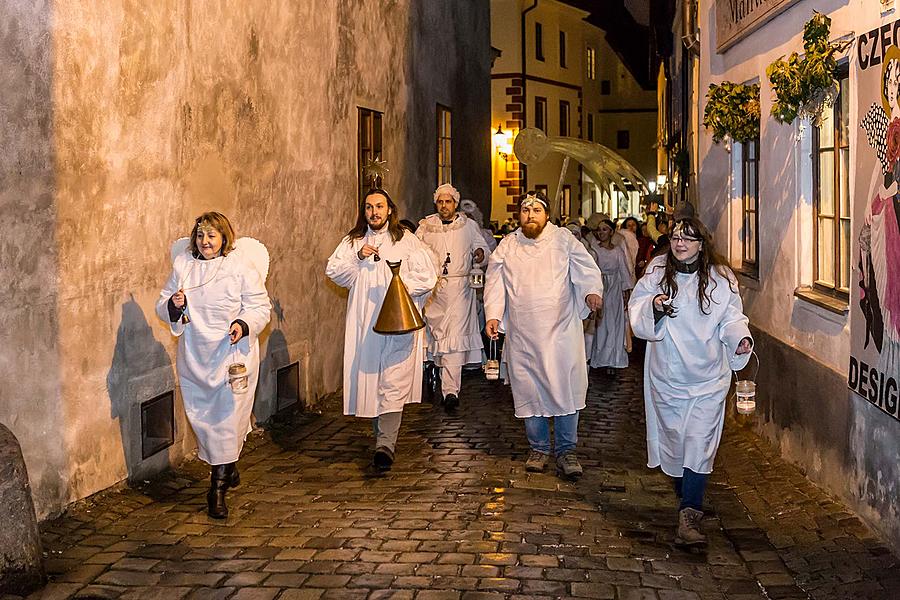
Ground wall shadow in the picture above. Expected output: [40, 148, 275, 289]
[106, 295, 177, 480]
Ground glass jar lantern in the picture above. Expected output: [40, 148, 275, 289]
[228, 362, 249, 394]
[469, 266, 484, 289]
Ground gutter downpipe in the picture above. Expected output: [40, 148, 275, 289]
[521, 0, 538, 194]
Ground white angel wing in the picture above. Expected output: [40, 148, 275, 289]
[170, 237, 191, 263]
[234, 237, 270, 281]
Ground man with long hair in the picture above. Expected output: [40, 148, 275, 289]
[326, 189, 437, 471]
[416, 183, 491, 411]
[484, 191, 604, 479]
[629, 217, 753, 546]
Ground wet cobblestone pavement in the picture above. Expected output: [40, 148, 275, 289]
[10, 357, 899, 600]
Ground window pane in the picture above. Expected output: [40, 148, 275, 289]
[817, 218, 835, 286]
[745, 212, 756, 262]
[839, 147, 850, 218]
[818, 151, 835, 216]
[818, 108, 834, 148]
[840, 218, 851, 290]
[839, 77, 849, 144]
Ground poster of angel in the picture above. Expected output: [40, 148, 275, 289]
[850, 25, 900, 422]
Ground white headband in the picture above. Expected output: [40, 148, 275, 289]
[520, 193, 548, 209]
[433, 183, 460, 203]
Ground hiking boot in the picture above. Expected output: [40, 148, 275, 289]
[443, 394, 459, 411]
[556, 451, 583, 479]
[525, 450, 549, 472]
[675, 507, 707, 546]
[373, 446, 395, 472]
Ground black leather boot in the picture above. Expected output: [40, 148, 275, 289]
[229, 462, 240, 488]
[207, 464, 229, 519]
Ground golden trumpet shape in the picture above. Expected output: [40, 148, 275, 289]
[373, 260, 425, 335]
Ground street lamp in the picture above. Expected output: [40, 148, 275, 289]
[493, 124, 513, 160]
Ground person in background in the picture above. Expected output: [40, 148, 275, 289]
[629, 217, 753, 547]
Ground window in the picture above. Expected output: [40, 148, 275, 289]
[358, 107, 383, 201]
[616, 130, 630, 149]
[561, 185, 571, 218]
[587, 114, 594, 141]
[534, 97, 547, 132]
[559, 101, 570, 137]
[586, 47, 596, 80]
[535, 22, 544, 61]
[813, 68, 850, 296]
[559, 31, 567, 68]
[601, 80, 611, 95]
[436, 105, 452, 186]
[741, 138, 760, 275]
[535, 184, 549, 203]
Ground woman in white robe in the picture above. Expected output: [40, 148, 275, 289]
[157, 212, 271, 519]
[586, 219, 635, 370]
[629, 218, 753, 546]
[326, 189, 437, 471]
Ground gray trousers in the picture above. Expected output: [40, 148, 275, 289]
[372, 411, 403, 451]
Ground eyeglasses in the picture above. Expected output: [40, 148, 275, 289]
[670, 236, 701, 244]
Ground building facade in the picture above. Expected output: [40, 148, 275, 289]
[0, 0, 490, 519]
[690, 0, 900, 552]
[490, 0, 657, 224]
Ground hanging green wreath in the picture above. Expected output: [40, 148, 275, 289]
[766, 12, 849, 125]
[702, 81, 761, 143]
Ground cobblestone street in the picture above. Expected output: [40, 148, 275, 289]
[11, 357, 899, 600]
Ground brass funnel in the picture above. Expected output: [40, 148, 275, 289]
[373, 260, 426, 334]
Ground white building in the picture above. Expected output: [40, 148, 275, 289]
[694, 0, 900, 551]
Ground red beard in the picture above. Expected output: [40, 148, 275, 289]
[522, 221, 546, 239]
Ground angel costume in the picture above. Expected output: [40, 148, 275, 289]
[585, 239, 635, 369]
[485, 222, 603, 458]
[416, 211, 490, 400]
[157, 238, 271, 465]
[629, 255, 752, 481]
[326, 227, 437, 451]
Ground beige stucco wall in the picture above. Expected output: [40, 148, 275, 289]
[0, 0, 489, 518]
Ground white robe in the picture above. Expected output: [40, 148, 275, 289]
[156, 244, 271, 465]
[326, 227, 438, 418]
[416, 214, 490, 364]
[586, 240, 634, 369]
[629, 255, 753, 476]
[484, 223, 604, 418]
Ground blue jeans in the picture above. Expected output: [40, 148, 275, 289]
[523, 412, 579, 455]
[673, 468, 708, 511]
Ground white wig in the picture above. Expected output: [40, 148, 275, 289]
[433, 183, 460, 203]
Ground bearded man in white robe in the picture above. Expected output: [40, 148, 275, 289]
[326, 188, 438, 471]
[416, 184, 490, 410]
[485, 191, 604, 479]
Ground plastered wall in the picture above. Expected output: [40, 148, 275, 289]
[0, 0, 489, 518]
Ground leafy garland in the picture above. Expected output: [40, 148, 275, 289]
[766, 12, 849, 125]
[702, 81, 761, 143]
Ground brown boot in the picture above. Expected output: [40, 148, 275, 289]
[674, 507, 707, 546]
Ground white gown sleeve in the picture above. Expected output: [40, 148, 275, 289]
[237, 262, 272, 337]
[567, 235, 605, 319]
[618, 244, 636, 292]
[717, 273, 753, 371]
[400, 235, 439, 297]
[484, 238, 507, 326]
[628, 263, 667, 341]
[325, 237, 362, 289]
[156, 265, 185, 337]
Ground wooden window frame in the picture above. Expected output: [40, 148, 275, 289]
[812, 65, 850, 299]
[436, 104, 452, 187]
[358, 107, 383, 203]
[586, 47, 595, 80]
[559, 100, 570, 137]
[741, 137, 760, 277]
[534, 96, 547, 133]
[535, 22, 544, 61]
